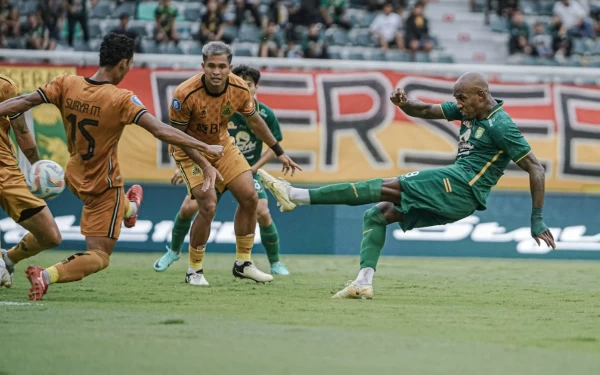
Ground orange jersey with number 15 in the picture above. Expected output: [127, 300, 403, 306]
[37, 74, 148, 194]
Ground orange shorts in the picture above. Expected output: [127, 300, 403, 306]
[172, 136, 251, 194]
[0, 164, 46, 222]
[68, 181, 126, 239]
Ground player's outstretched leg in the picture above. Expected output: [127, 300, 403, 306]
[2, 206, 62, 288]
[25, 236, 115, 301]
[258, 169, 399, 212]
[332, 203, 402, 300]
[154, 195, 197, 272]
[229, 171, 273, 283]
[0, 254, 11, 287]
[256, 196, 289, 275]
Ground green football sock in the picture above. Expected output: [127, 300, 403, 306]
[260, 222, 280, 264]
[359, 206, 389, 270]
[308, 178, 382, 206]
[170, 213, 193, 254]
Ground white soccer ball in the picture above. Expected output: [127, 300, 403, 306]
[27, 160, 66, 200]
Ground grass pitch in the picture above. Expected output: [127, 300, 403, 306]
[1, 251, 599, 375]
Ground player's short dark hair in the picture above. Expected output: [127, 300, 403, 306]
[232, 65, 260, 85]
[99, 32, 135, 67]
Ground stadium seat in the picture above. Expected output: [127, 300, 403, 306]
[112, 2, 136, 18]
[385, 50, 410, 62]
[176, 23, 193, 40]
[89, 39, 103, 51]
[19, 0, 39, 16]
[519, 0, 539, 15]
[166, 43, 185, 55]
[223, 25, 239, 42]
[359, 12, 377, 28]
[90, 2, 113, 19]
[128, 22, 149, 39]
[73, 41, 90, 52]
[142, 40, 160, 54]
[415, 52, 432, 63]
[437, 54, 455, 64]
[348, 50, 366, 60]
[184, 5, 203, 22]
[88, 22, 103, 39]
[350, 28, 378, 47]
[572, 38, 588, 55]
[238, 25, 261, 43]
[137, 1, 158, 21]
[187, 43, 204, 55]
[326, 28, 350, 46]
[369, 49, 386, 61]
[490, 16, 508, 33]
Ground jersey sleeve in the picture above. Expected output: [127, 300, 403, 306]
[440, 101, 462, 121]
[490, 121, 532, 163]
[168, 87, 192, 127]
[119, 91, 148, 125]
[263, 105, 283, 142]
[237, 87, 256, 117]
[37, 73, 68, 107]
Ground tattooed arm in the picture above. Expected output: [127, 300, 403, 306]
[10, 115, 40, 165]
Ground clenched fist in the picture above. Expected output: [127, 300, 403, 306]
[390, 88, 408, 107]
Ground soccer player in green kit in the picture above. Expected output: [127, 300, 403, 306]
[259, 72, 556, 299]
[153, 65, 290, 276]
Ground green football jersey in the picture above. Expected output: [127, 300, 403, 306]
[440, 99, 532, 209]
[227, 100, 283, 166]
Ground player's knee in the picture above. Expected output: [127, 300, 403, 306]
[197, 200, 217, 218]
[257, 205, 271, 226]
[239, 190, 258, 210]
[180, 200, 197, 219]
[90, 249, 110, 271]
[364, 204, 396, 225]
[40, 226, 62, 249]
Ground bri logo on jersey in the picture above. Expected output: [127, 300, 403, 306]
[172, 98, 182, 111]
[131, 95, 144, 106]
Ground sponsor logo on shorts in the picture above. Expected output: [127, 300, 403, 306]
[171, 98, 181, 111]
[191, 165, 202, 176]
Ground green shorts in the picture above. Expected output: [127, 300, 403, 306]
[216, 172, 267, 201]
[395, 165, 479, 232]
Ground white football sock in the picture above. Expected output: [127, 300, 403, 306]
[2, 250, 15, 269]
[126, 202, 138, 218]
[289, 187, 310, 205]
[354, 267, 375, 286]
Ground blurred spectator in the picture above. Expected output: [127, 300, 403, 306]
[260, 21, 285, 57]
[551, 17, 573, 58]
[369, 2, 404, 51]
[270, 0, 289, 27]
[497, 0, 519, 17]
[39, 0, 65, 44]
[234, 0, 262, 28]
[508, 10, 531, 55]
[198, 0, 226, 43]
[320, 0, 351, 29]
[0, 0, 20, 37]
[112, 13, 143, 53]
[405, 1, 433, 52]
[553, 0, 590, 29]
[23, 12, 53, 50]
[367, 0, 406, 12]
[301, 23, 328, 58]
[155, 0, 179, 45]
[66, 0, 90, 47]
[531, 22, 553, 57]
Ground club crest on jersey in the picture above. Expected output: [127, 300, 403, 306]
[474, 127, 485, 139]
[132, 95, 144, 106]
[221, 101, 234, 116]
[171, 98, 182, 111]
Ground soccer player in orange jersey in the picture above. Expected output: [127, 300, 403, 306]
[0, 74, 62, 288]
[0, 33, 224, 300]
[167, 41, 300, 285]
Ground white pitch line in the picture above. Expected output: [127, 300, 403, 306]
[0, 301, 44, 306]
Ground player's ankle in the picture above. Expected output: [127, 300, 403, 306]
[289, 187, 310, 205]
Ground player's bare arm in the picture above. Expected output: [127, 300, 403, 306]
[246, 112, 301, 176]
[251, 148, 275, 174]
[137, 113, 224, 158]
[390, 88, 446, 119]
[10, 115, 40, 164]
[0, 92, 44, 118]
[516, 152, 556, 249]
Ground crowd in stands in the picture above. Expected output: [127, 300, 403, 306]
[487, 0, 600, 65]
[0, 0, 439, 62]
